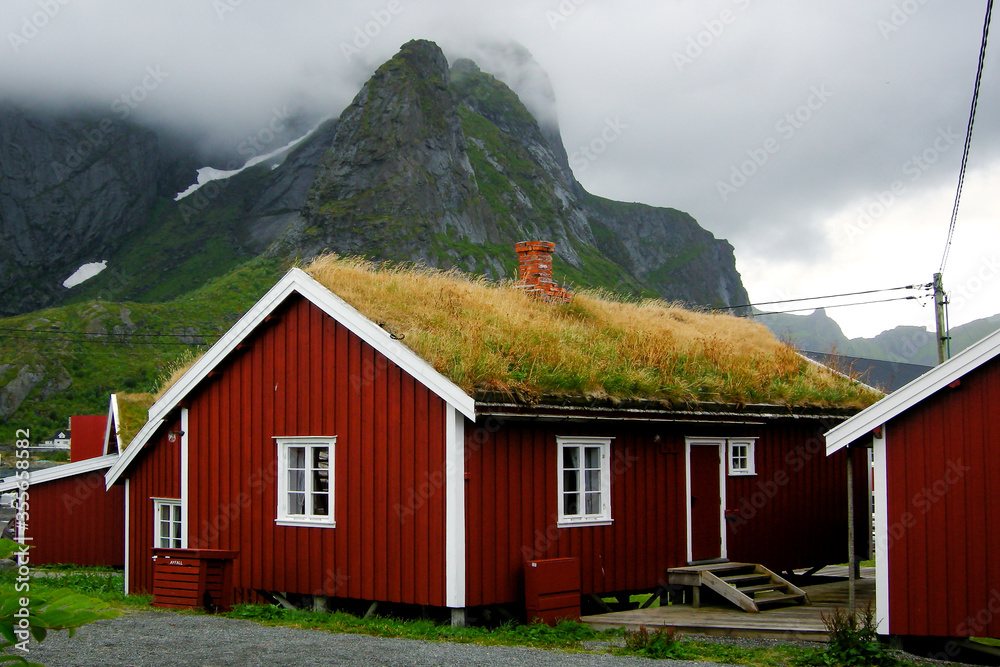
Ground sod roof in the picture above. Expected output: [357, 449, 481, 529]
[115, 392, 155, 449]
[303, 256, 880, 410]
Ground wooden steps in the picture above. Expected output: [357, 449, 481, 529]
[668, 562, 809, 613]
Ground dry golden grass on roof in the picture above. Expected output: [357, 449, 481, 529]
[306, 255, 880, 409]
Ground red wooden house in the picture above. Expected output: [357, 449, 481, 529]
[826, 328, 1000, 641]
[105, 250, 874, 623]
[0, 395, 130, 567]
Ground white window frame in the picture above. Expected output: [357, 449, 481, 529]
[727, 438, 757, 476]
[275, 436, 336, 528]
[152, 498, 183, 548]
[556, 436, 613, 527]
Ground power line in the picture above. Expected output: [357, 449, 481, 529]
[940, 0, 994, 274]
[0, 327, 220, 339]
[713, 283, 930, 312]
[0, 327, 219, 346]
[749, 294, 927, 317]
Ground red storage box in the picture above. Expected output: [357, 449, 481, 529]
[152, 549, 238, 612]
[524, 557, 581, 625]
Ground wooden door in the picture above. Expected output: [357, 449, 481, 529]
[688, 443, 723, 562]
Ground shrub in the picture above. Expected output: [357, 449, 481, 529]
[622, 625, 684, 659]
[798, 602, 899, 667]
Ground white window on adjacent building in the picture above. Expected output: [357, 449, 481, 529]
[727, 439, 757, 476]
[275, 437, 336, 527]
[557, 436, 613, 527]
[153, 498, 183, 548]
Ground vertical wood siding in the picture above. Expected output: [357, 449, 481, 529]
[69, 415, 108, 462]
[127, 415, 182, 594]
[25, 472, 124, 567]
[886, 358, 1000, 639]
[725, 421, 869, 572]
[465, 419, 861, 606]
[465, 421, 684, 606]
[128, 294, 448, 606]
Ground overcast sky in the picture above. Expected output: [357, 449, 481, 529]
[3, 0, 997, 340]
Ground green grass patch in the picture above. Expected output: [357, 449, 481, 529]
[0, 568, 151, 609]
[227, 604, 604, 649]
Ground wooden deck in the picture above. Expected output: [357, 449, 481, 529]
[581, 576, 875, 642]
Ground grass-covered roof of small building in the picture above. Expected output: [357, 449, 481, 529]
[115, 392, 155, 449]
[305, 255, 880, 410]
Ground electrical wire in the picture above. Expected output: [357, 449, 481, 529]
[748, 294, 927, 317]
[713, 283, 930, 312]
[940, 0, 994, 274]
[0, 327, 220, 339]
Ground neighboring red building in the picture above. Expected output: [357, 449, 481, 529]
[105, 258, 872, 623]
[70, 415, 109, 462]
[826, 328, 1000, 640]
[0, 398, 125, 567]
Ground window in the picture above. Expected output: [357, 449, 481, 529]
[557, 436, 612, 526]
[276, 437, 335, 527]
[153, 499, 182, 548]
[727, 439, 757, 476]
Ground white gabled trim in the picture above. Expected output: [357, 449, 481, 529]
[180, 408, 189, 549]
[0, 454, 119, 492]
[445, 406, 466, 608]
[104, 394, 122, 456]
[124, 478, 130, 596]
[685, 438, 727, 563]
[827, 327, 1000, 454]
[104, 418, 166, 489]
[872, 428, 890, 635]
[104, 268, 477, 487]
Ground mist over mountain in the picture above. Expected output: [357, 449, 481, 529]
[0, 39, 749, 316]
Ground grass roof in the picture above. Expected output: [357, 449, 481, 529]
[115, 392, 155, 449]
[305, 256, 880, 410]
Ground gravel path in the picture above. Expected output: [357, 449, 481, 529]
[22, 611, 736, 667]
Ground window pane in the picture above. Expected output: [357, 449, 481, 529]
[288, 470, 305, 492]
[172, 505, 182, 522]
[563, 492, 579, 516]
[289, 492, 305, 515]
[289, 446, 306, 469]
[160, 505, 171, 522]
[585, 469, 601, 492]
[160, 522, 170, 538]
[585, 492, 601, 515]
[563, 469, 578, 493]
[563, 446, 580, 469]
[172, 520, 182, 539]
[313, 446, 329, 469]
[314, 468, 329, 493]
[584, 446, 601, 469]
[312, 493, 329, 516]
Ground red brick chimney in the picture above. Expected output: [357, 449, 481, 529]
[514, 241, 571, 303]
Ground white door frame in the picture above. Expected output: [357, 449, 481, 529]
[685, 438, 727, 563]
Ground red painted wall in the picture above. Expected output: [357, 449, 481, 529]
[25, 471, 124, 567]
[126, 414, 182, 594]
[125, 294, 449, 606]
[70, 415, 108, 462]
[725, 420, 870, 572]
[885, 357, 1000, 639]
[464, 418, 860, 606]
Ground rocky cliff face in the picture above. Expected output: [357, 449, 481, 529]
[290, 40, 749, 307]
[0, 105, 172, 315]
[0, 39, 749, 314]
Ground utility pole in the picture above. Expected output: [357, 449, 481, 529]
[933, 272, 950, 365]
